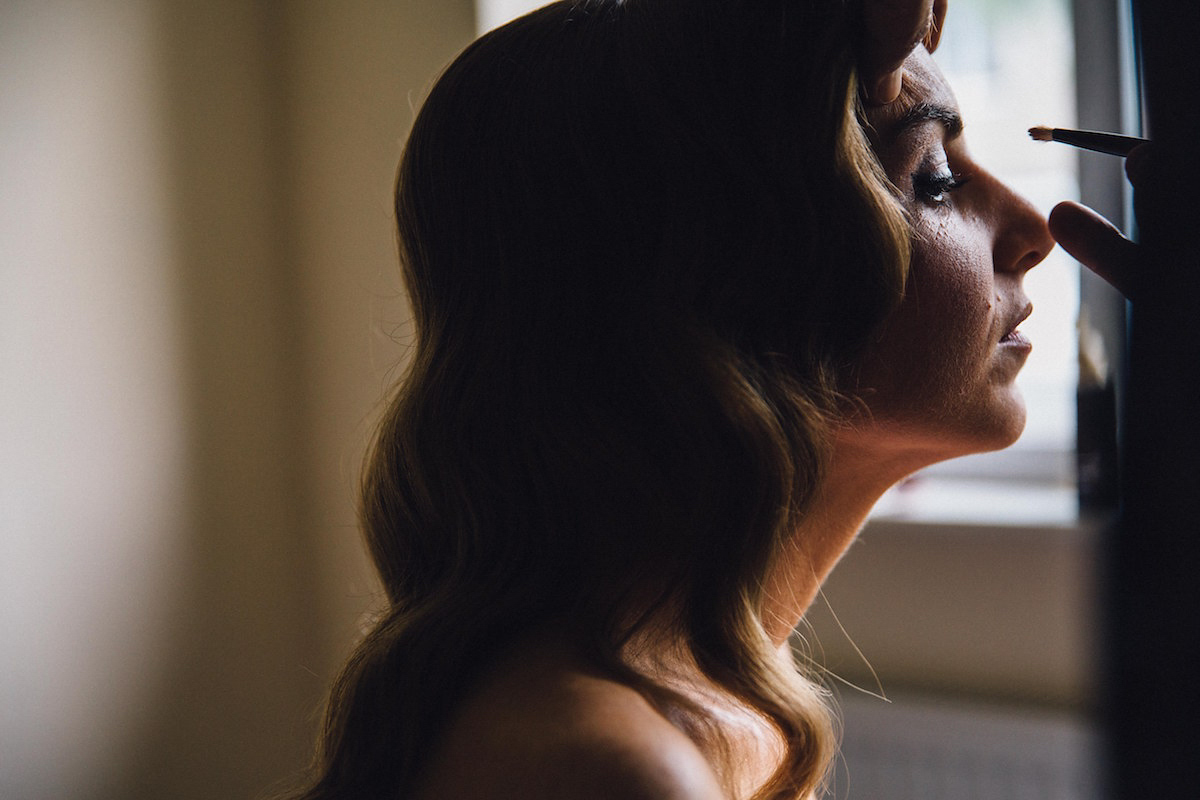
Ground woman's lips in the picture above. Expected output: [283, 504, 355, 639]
[1000, 302, 1034, 346]
[1000, 328, 1032, 348]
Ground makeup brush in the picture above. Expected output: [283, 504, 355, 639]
[1028, 126, 1149, 157]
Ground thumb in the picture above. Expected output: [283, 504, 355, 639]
[1048, 201, 1139, 300]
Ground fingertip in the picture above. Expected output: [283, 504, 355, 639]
[923, 26, 942, 53]
[867, 70, 903, 105]
[1125, 143, 1152, 186]
[932, 0, 949, 49]
[925, 0, 948, 52]
[1047, 200, 1085, 241]
[1045, 201, 1137, 299]
[1048, 200, 1122, 240]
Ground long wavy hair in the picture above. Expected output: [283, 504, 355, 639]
[292, 1, 908, 798]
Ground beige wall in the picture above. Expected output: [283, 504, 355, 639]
[804, 517, 1101, 711]
[1, 2, 474, 798]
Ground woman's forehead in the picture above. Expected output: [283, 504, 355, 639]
[864, 48, 959, 142]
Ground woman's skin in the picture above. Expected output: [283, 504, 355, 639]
[416, 47, 1052, 800]
[761, 46, 1053, 644]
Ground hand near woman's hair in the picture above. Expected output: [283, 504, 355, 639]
[1048, 145, 1151, 301]
[860, 0, 948, 104]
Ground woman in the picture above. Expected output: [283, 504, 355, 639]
[290, 1, 1051, 798]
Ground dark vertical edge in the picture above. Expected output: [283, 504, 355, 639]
[1108, 1, 1200, 797]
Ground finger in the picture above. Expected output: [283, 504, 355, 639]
[1048, 201, 1139, 300]
[924, 0, 948, 52]
[861, 0, 935, 70]
[1124, 142, 1152, 188]
[870, 69, 904, 105]
[861, 0, 935, 104]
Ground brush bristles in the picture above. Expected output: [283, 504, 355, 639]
[1028, 126, 1054, 141]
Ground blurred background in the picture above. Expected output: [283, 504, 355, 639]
[3, 2, 475, 797]
[2, 1, 1126, 798]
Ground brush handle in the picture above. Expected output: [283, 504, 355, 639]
[1051, 128, 1149, 157]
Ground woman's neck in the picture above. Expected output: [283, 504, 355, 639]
[759, 435, 927, 646]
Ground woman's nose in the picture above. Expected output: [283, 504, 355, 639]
[992, 177, 1055, 275]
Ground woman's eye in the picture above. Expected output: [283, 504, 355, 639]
[912, 167, 970, 205]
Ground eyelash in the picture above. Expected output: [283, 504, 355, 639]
[912, 170, 971, 206]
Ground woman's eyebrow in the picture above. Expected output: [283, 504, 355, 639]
[890, 102, 964, 141]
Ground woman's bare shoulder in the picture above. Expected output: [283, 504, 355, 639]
[415, 643, 727, 800]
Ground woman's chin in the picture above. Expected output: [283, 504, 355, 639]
[968, 394, 1028, 454]
[923, 395, 1030, 463]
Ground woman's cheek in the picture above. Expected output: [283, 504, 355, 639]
[907, 222, 995, 361]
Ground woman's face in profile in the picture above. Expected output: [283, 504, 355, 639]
[849, 48, 1054, 462]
